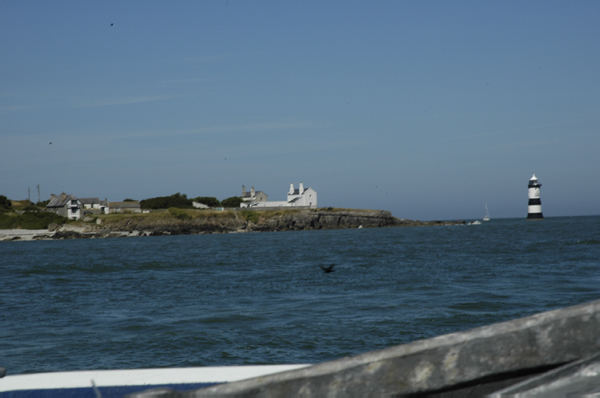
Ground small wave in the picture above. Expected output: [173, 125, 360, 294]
[18, 267, 63, 276]
[448, 301, 508, 312]
[21, 263, 123, 274]
[576, 239, 600, 245]
[199, 314, 263, 325]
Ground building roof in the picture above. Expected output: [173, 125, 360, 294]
[242, 191, 266, 198]
[79, 198, 108, 205]
[289, 187, 312, 195]
[47, 193, 78, 208]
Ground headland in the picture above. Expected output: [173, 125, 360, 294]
[0, 208, 464, 241]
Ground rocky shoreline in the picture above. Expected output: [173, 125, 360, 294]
[0, 226, 142, 241]
[0, 210, 465, 241]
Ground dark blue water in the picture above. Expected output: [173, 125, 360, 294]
[2, 216, 599, 375]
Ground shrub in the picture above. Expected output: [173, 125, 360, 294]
[168, 207, 189, 220]
[19, 212, 68, 229]
[0, 213, 15, 228]
[0, 211, 67, 229]
[240, 210, 259, 223]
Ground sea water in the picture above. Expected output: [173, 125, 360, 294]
[1, 216, 599, 375]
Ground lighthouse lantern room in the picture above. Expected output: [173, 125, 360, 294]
[527, 173, 544, 220]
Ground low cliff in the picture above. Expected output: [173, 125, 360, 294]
[248, 210, 459, 232]
[93, 209, 462, 236]
[0, 209, 464, 240]
[250, 210, 398, 232]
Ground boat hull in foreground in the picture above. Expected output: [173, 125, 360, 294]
[0, 365, 310, 398]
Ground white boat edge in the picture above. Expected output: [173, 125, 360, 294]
[0, 364, 311, 392]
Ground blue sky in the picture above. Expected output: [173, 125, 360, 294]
[1, 1, 599, 220]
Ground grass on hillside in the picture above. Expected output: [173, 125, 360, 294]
[0, 203, 383, 230]
[95, 208, 240, 225]
[91, 207, 379, 227]
[1, 196, 380, 230]
[0, 198, 69, 229]
[0, 211, 68, 229]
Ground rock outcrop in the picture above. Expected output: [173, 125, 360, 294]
[250, 210, 398, 231]
[98, 210, 463, 236]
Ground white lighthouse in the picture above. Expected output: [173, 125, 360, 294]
[527, 173, 544, 220]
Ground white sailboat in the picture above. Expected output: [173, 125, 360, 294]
[483, 202, 490, 221]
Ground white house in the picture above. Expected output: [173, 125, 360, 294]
[286, 182, 317, 208]
[46, 193, 82, 220]
[241, 182, 317, 209]
[79, 198, 109, 214]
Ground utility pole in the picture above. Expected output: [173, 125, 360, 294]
[28, 187, 31, 202]
[37, 185, 40, 204]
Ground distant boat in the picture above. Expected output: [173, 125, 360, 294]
[483, 203, 490, 222]
[468, 220, 482, 225]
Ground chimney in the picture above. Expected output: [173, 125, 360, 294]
[289, 183, 294, 195]
[51, 194, 55, 199]
[251, 186, 255, 197]
[242, 185, 246, 196]
[299, 182, 304, 193]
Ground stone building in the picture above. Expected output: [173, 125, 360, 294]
[241, 182, 317, 209]
[46, 193, 82, 220]
[241, 185, 268, 205]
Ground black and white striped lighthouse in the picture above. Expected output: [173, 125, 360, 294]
[527, 173, 544, 220]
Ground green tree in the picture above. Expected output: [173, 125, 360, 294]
[0, 195, 12, 209]
[140, 193, 193, 209]
[221, 196, 242, 208]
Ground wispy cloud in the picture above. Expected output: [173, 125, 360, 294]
[0, 95, 172, 113]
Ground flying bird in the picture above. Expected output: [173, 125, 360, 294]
[49, 142, 52, 145]
[320, 264, 335, 273]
